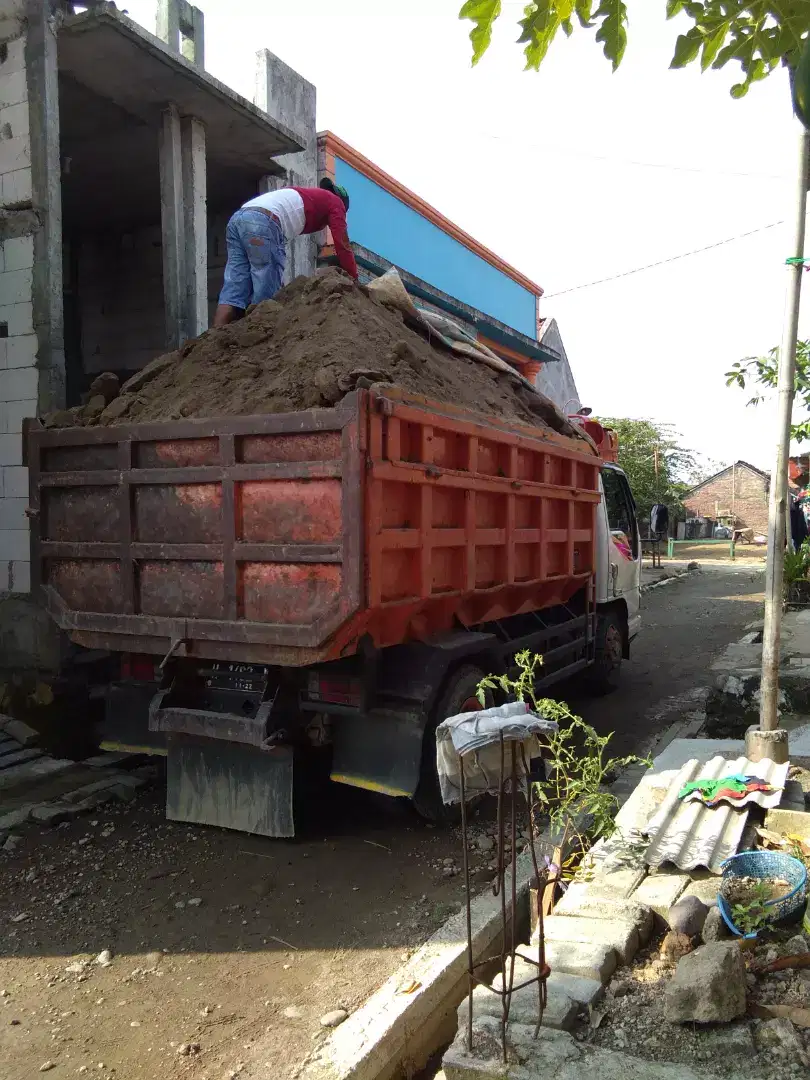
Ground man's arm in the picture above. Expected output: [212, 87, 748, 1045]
[327, 204, 359, 280]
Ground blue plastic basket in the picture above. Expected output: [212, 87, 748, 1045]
[717, 850, 808, 938]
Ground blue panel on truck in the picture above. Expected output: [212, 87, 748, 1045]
[335, 160, 537, 338]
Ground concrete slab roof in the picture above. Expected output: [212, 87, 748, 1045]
[58, 8, 304, 172]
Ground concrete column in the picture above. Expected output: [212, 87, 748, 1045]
[254, 50, 316, 284]
[157, 0, 205, 69]
[181, 115, 207, 337]
[159, 104, 185, 350]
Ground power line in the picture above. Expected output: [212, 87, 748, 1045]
[478, 131, 787, 182]
[543, 220, 787, 298]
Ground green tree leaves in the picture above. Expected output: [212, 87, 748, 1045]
[596, 417, 699, 518]
[458, 0, 810, 97]
[726, 340, 810, 443]
[459, 0, 502, 66]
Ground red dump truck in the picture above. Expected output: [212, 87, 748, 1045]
[28, 385, 640, 836]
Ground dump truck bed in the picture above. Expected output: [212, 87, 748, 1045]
[29, 386, 602, 666]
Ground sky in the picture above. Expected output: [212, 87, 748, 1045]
[119, 0, 809, 474]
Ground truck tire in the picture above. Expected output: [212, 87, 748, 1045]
[584, 611, 623, 695]
[411, 665, 487, 825]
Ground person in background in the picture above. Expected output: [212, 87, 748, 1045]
[213, 177, 358, 327]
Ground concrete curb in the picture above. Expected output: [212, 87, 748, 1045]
[293, 851, 535, 1080]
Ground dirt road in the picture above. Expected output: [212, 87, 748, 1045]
[0, 565, 764, 1080]
[570, 562, 765, 757]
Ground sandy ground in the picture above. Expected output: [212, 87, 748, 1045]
[0, 565, 766, 1080]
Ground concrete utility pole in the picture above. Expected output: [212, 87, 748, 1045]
[754, 123, 810, 763]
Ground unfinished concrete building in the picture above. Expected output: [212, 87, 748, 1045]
[0, 0, 317, 668]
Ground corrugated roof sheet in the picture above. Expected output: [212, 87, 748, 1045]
[644, 756, 790, 874]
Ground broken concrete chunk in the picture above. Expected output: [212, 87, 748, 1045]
[88, 371, 120, 403]
[664, 942, 746, 1024]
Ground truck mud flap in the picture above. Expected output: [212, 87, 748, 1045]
[166, 734, 294, 837]
[330, 706, 424, 798]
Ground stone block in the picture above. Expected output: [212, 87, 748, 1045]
[0, 165, 30, 205]
[0, 465, 26, 499]
[537, 938, 616, 984]
[0, 265, 31, 308]
[443, 1017, 580, 1078]
[0, 298, 32, 336]
[60, 777, 122, 803]
[457, 979, 579, 1032]
[682, 872, 722, 907]
[0, 398, 36, 434]
[0, 100, 27, 140]
[509, 951, 604, 1008]
[0, 803, 32, 828]
[539, 913, 639, 965]
[30, 803, 72, 826]
[3, 717, 37, 745]
[631, 872, 689, 918]
[0, 132, 28, 173]
[551, 894, 654, 946]
[0, 68, 26, 108]
[2, 234, 33, 272]
[4, 333, 34, 369]
[0, 526, 28, 560]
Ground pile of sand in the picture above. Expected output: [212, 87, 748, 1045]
[45, 268, 574, 434]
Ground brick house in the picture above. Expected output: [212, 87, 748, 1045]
[683, 461, 769, 534]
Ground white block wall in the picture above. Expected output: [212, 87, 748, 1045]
[0, 21, 34, 595]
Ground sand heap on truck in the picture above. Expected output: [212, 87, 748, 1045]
[42, 267, 583, 438]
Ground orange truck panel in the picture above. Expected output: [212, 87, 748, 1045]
[29, 388, 602, 666]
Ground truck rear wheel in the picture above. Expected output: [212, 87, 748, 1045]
[584, 611, 623, 695]
[411, 665, 488, 825]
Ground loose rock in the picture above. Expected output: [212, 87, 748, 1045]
[320, 1009, 348, 1028]
[94, 950, 112, 967]
[664, 942, 746, 1024]
[668, 895, 709, 937]
[701, 905, 730, 943]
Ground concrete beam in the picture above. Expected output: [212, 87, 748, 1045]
[181, 115, 207, 337]
[254, 49, 316, 282]
[158, 103, 184, 350]
[156, 0, 204, 69]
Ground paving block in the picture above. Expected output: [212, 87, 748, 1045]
[0, 757, 74, 791]
[0, 804, 33, 829]
[630, 871, 690, 918]
[60, 776, 123, 803]
[551, 895, 654, 946]
[508, 951, 605, 1010]
[682, 871, 722, 907]
[0, 747, 43, 771]
[30, 803, 72, 826]
[443, 1017, 580, 1079]
[538, 914, 639, 965]
[528, 937, 616, 984]
[458, 979, 579, 1032]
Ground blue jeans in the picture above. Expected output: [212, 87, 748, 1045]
[218, 208, 286, 309]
